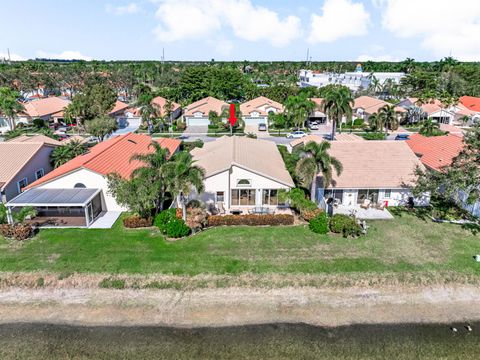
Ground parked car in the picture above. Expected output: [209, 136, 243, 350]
[309, 124, 319, 130]
[258, 123, 267, 131]
[323, 134, 334, 141]
[394, 134, 410, 141]
[287, 131, 307, 139]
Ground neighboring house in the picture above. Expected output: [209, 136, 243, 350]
[398, 98, 456, 125]
[151, 96, 182, 120]
[191, 136, 295, 214]
[353, 96, 405, 122]
[183, 96, 229, 126]
[0, 135, 61, 202]
[317, 141, 429, 214]
[406, 133, 479, 217]
[239, 96, 283, 126]
[21, 97, 71, 124]
[108, 100, 142, 135]
[108, 100, 132, 127]
[457, 96, 480, 124]
[6, 133, 181, 228]
[286, 133, 364, 153]
[309, 98, 328, 125]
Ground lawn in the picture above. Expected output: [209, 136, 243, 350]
[0, 211, 478, 276]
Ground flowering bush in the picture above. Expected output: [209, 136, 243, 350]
[207, 214, 294, 227]
[123, 216, 152, 228]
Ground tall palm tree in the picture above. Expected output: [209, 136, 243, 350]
[284, 94, 315, 129]
[0, 87, 24, 131]
[295, 141, 343, 202]
[50, 139, 88, 168]
[378, 105, 398, 135]
[368, 113, 384, 133]
[321, 85, 354, 140]
[164, 151, 205, 220]
[405, 105, 425, 125]
[129, 141, 170, 214]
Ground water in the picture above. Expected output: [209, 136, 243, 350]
[0, 322, 479, 359]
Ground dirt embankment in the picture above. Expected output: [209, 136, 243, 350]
[0, 281, 479, 328]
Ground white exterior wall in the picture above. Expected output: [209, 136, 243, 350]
[321, 188, 430, 207]
[36, 168, 126, 212]
[194, 165, 292, 210]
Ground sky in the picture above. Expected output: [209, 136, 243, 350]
[1, 0, 480, 62]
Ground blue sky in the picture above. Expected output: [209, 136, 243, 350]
[1, 0, 479, 62]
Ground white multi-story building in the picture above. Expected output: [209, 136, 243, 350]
[298, 65, 405, 92]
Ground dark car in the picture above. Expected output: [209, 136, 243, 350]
[395, 134, 410, 141]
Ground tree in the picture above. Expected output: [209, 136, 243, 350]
[284, 94, 315, 129]
[378, 105, 399, 135]
[164, 151, 205, 220]
[107, 142, 170, 218]
[321, 85, 353, 140]
[368, 113, 384, 133]
[85, 116, 118, 141]
[414, 123, 480, 206]
[405, 105, 426, 125]
[419, 118, 440, 137]
[0, 87, 24, 131]
[50, 139, 88, 168]
[294, 141, 343, 202]
[67, 83, 116, 125]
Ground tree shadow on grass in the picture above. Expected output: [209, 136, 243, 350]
[462, 222, 480, 236]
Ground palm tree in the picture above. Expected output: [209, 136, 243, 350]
[295, 141, 343, 202]
[164, 151, 205, 220]
[321, 85, 354, 140]
[419, 118, 440, 137]
[50, 139, 88, 168]
[129, 141, 170, 214]
[0, 87, 24, 131]
[378, 105, 398, 136]
[368, 113, 384, 133]
[405, 106, 425, 125]
[284, 94, 315, 129]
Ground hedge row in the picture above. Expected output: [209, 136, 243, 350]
[123, 216, 153, 228]
[207, 214, 294, 227]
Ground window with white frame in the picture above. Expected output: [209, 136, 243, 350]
[216, 191, 224, 202]
[262, 189, 284, 206]
[17, 178, 28, 193]
[384, 189, 391, 199]
[35, 168, 45, 180]
[231, 189, 256, 206]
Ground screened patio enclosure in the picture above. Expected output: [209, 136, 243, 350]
[6, 188, 104, 227]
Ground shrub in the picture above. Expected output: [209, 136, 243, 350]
[165, 218, 190, 238]
[123, 215, 152, 228]
[281, 188, 319, 221]
[309, 212, 329, 234]
[0, 224, 34, 241]
[207, 214, 294, 227]
[33, 118, 47, 128]
[186, 199, 203, 209]
[0, 204, 7, 224]
[329, 214, 362, 238]
[185, 207, 208, 232]
[353, 118, 364, 126]
[362, 132, 386, 141]
[300, 208, 323, 222]
[154, 209, 177, 234]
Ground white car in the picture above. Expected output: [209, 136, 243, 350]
[286, 131, 307, 139]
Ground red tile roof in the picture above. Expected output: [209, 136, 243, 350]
[460, 96, 480, 112]
[406, 133, 464, 172]
[27, 133, 181, 188]
[108, 100, 130, 115]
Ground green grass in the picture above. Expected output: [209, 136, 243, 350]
[0, 212, 478, 276]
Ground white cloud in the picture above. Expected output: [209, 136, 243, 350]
[106, 3, 140, 15]
[152, 0, 301, 47]
[308, 0, 370, 43]
[380, 0, 480, 60]
[36, 50, 92, 61]
[213, 39, 234, 57]
[0, 52, 25, 61]
[356, 54, 399, 62]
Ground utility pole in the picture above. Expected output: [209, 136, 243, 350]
[161, 47, 165, 77]
[306, 48, 309, 67]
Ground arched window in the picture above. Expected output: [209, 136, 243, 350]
[74, 183, 86, 189]
[236, 179, 251, 187]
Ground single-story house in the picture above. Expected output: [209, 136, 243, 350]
[353, 96, 405, 122]
[191, 136, 294, 214]
[1, 135, 61, 202]
[309, 98, 328, 125]
[183, 96, 229, 127]
[398, 98, 455, 125]
[317, 141, 429, 215]
[1, 97, 71, 134]
[6, 133, 181, 228]
[151, 96, 182, 120]
[406, 133, 479, 217]
[239, 96, 283, 127]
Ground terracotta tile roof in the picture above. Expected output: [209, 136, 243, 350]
[354, 96, 405, 115]
[151, 96, 181, 115]
[240, 96, 284, 116]
[460, 96, 480, 112]
[289, 134, 323, 149]
[22, 97, 70, 118]
[334, 133, 365, 142]
[0, 142, 46, 191]
[7, 134, 62, 146]
[439, 124, 465, 137]
[454, 103, 478, 117]
[325, 141, 424, 189]
[310, 98, 324, 108]
[108, 100, 130, 115]
[406, 133, 464, 172]
[184, 96, 228, 117]
[191, 136, 294, 187]
[27, 133, 181, 188]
